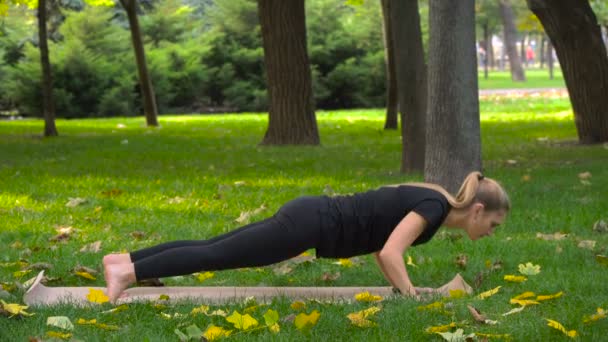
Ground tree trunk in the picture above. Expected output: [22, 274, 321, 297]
[520, 34, 527, 67]
[528, 0, 608, 143]
[546, 36, 554, 79]
[540, 35, 546, 68]
[258, 0, 319, 145]
[499, 0, 526, 81]
[390, 0, 426, 173]
[483, 23, 489, 79]
[120, 0, 158, 127]
[380, 0, 398, 130]
[425, 0, 481, 193]
[38, 0, 57, 137]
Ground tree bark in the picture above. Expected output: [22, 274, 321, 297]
[258, 0, 319, 145]
[380, 0, 398, 130]
[528, 0, 608, 143]
[38, 0, 57, 137]
[483, 22, 489, 79]
[390, 0, 426, 173]
[120, 0, 158, 127]
[425, 0, 481, 193]
[498, 0, 526, 81]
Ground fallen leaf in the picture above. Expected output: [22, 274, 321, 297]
[354, 291, 383, 302]
[24, 263, 53, 271]
[536, 232, 567, 241]
[510, 299, 539, 306]
[13, 270, 32, 279]
[294, 310, 320, 332]
[203, 325, 232, 341]
[536, 291, 563, 301]
[583, 308, 606, 324]
[546, 318, 577, 338]
[502, 306, 526, 316]
[226, 310, 258, 331]
[455, 254, 468, 269]
[0, 300, 34, 317]
[75, 271, 96, 281]
[506, 159, 518, 165]
[406, 255, 418, 268]
[86, 288, 109, 304]
[102, 304, 129, 314]
[512, 291, 536, 300]
[504, 275, 527, 283]
[334, 258, 354, 267]
[47, 316, 74, 331]
[518, 262, 541, 276]
[235, 204, 267, 224]
[130, 231, 147, 240]
[10, 241, 23, 249]
[596, 255, 608, 266]
[50, 226, 75, 242]
[436, 328, 476, 342]
[347, 306, 381, 328]
[66, 197, 87, 207]
[521, 175, 531, 182]
[46, 331, 72, 340]
[80, 241, 102, 253]
[193, 271, 214, 282]
[290, 301, 306, 311]
[426, 322, 457, 333]
[101, 189, 123, 197]
[474, 332, 511, 339]
[467, 305, 498, 325]
[320, 272, 340, 282]
[578, 171, 592, 180]
[477, 286, 501, 300]
[593, 220, 608, 233]
[578, 240, 596, 250]
[273, 263, 293, 276]
[290, 251, 315, 264]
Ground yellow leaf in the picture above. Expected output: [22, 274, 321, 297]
[425, 322, 457, 333]
[194, 271, 214, 282]
[46, 331, 72, 340]
[354, 291, 383, 302]
[536, 291, 563, 301]
[504, 275, 527, 282]
[510, 298, 540, 306]
[86, 288, 109, 304]
[158, 294, 170, 301]
[347, 313, 376, 328]
[226, 310, 258, 331]
[75, 271, 96, 280]
[546, 319, 577, 338]
[1, 300, 34, 317]
[406, 255, 418, 267]
[190, 305, 210, 315]
[475, 332, 511, 339]
[448, 289, 466, 299]
[290, 300, 306, 311]
[203, 325, 232, 341]
[101, 304, 128, 314]
[512, 291, 536, 300]
[294, 310, 320, 332]
[13, 270, 32, 278]
[583, 308, 606, 324]
[418, 301, 444, 311]
[502, 306, 526, 316]
[334, 258, 353, 267]
[518, 262, 541, 275]
[77, 318, 97, 325]
[478, 286, 502, 299]
[269, 323, 280, 333]
[209, 309, 228, 317]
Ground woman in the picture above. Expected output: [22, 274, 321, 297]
[103, 171, 509, 302]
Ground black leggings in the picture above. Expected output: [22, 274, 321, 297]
[130, 196, 326, 280]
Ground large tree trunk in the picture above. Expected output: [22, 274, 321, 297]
[120, 0, 158, 127]
[483, 22, 489, 79]
[258, 0, 319, 145]
[380, 0, 398, 130]
[498, 0, 526, 81]
[528, 0, 608, 143]
[390, 0, 426, 173]
[425, 0, 481, 193]
[38, 0, 57, 137]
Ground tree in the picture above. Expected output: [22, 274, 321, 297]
[119, 0, 158, 126]
[380, 0, 397, 130]
[258, 0, 319, 145]
[498, 0, 525, 81]
[528, 0, 608, 144]
[390, 0, 426, 173]
[425, 0, 481, 193]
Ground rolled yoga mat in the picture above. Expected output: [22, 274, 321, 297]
[23, 271, 472, 306]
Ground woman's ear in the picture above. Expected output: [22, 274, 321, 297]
[471, 203, 485, 220]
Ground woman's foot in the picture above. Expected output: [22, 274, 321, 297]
[103, 253, 132, 267]
[104, 263, 136, 303]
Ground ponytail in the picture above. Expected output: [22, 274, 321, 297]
[399, 171, 510, 211]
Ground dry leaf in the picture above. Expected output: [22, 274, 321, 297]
[294, 310, 320, 332]
[475, 332, 511, 339]
[546, 319, 577, 338]
[47, 316, 74, 331]
[0, 300, 34, 317]
[101, 189, 123, 197]
[321, 272, 340, 282]
[502, 306, 526, 316]
[477, 286, 501, 300]
[512, 291, 536, 300]
[86, 288, 109, 304]
[436, 328, 476, 341]
[290, 301, 306, 311]
[50, 226, 75, 242]
[203, 325, 232, 341]
[273, 263, 293, 276]
[518, 262, 541, 276]
[510, 298, 539, 306]
[46, 331, 72, 340]
[75, 271, 96, 281]
[467, 305, 498, 325]
[593, 220, 608, 233]
[334, 258, 353, 267]
[347, 306, 381, 328]
[578, 172, 592, 180]
[80, 241, 102, 253]
[425, 322, 457, 333]
[130, 231, 147, 240]
[536, 232, 567, 241]
[354, 291, 383, 302]
[24, 263, 53, 271]
[66, 197, 87, 207]
[578, 240, 596, 250]
[455, 254, 468, 269]
[504, 275, 527, 283]
[406, 255, 418, 268]
[536, 291, 563, 301]
[193, 271, 214, 282]
[235, 204, 267, 224]
[583, 308, 606, 324]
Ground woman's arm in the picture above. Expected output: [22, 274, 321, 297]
[376, 211, 427, 297]
[374, 252, 397, 288]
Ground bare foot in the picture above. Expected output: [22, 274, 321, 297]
[104, 263, 136, 303]
[103, 253, 132, 267]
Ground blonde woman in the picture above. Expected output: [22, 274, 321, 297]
[103, 172, 509, 302]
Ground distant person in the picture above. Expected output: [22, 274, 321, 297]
[478, 46, 487, 68]
[103, 172, 510, 302]
[526, 45, 535, 67]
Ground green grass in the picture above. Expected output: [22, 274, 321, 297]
[1, 97, 607, 341]
[478, 68, 565, 89]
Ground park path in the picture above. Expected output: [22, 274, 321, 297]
[479, 87, 568, 97]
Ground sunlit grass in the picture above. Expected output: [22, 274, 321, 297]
[478, 68, 565, 89]
[0, 98, 607, 341]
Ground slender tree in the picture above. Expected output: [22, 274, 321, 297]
[498, 0, 525, 81]
[425, 0, 481, 193]
[390, 0, 426, 173]
[528, 0, 608, 143]
[38, 0, 57, 136]
[380, 0, 398, 130]
[119, 0, 158, 126]
[258, 0, 319, 145]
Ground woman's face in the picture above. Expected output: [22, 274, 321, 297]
[466, 205, 507, 240]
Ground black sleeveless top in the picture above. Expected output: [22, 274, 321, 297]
[316, 185, 451, 258]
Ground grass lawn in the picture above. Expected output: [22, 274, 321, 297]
[0, 96, 607, 341]
[478, 68, 565, 89]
